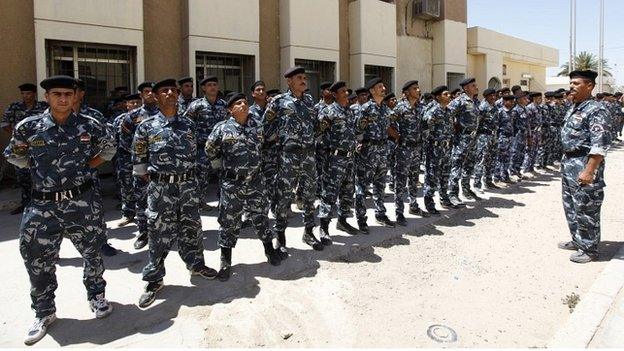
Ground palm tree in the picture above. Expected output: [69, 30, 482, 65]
[558, 51, 612, 77]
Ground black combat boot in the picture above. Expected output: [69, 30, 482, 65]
[375, 214, 395, 227]
[319, 218, 333, 246]
[276, 231, 288, 260]
[424, 196, 440, 215]
[336, 217, 359, 235]
[357, 219, 370, 234]
[217, 247, 232, 282]
[263, 241, 281, 266]
[395, 213, 408, 226]
[302, 226, 324, 251]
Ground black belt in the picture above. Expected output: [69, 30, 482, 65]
[282, 143, 314, 154]
[149, 170, 195, 183]
[398, 141, 420, 147]
[361, 139, 386, 146]
[222, 169, 258, 182]
[564, 148, 589, 158]
[32, 179, 94, 201]
[329, 149, 353, 157]
[477, 131, 493, 135]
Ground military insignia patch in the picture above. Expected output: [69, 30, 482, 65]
[30, 139, 45, 147]
[80, 133, 91, 143]
[590, 124, 604, 133]
[265, 109, 276, 122]
[135, 141, 147, 154]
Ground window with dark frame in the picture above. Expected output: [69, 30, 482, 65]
[364, 65, 394, 92]
[294, 59, 336, 101]
[195, 52, 255, 98]
[46, 40, 135, 113]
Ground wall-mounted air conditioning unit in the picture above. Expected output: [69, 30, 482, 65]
[412, 0, 441, 20]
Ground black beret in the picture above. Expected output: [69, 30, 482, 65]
[502, 95, 516, 101]
[111, 97, 123, 104]
[226, 92, 247, 108]
[320, 81, 332, 90]
[347, 89, 353, 95]
[529, 92, 542, 98]
[329, 81, 346, 93]
[250, 80, 266, 92]
[383, 92, 396, 102]
[614, 92, 623, 98]
[355, 87, 367, 95]
[555, 88, 566, 93]
[200, 75, 218, 86]
[451, 88, 461, 95]
[459, 77, 476, 87]
[596, 93, 604, 99]
[365, 77, 383, 91]
[603, 92, 613, 97]
[402, 80, 419, 92]
[74, 78, 85, 90]
[431, 85, 448, 96]
[422, 92, 433, 100]
[152, 78, 178, 92]
[482, 88, 496, 97]
[137, 81, 154, 92]
[499, 87, 510, 94]
[515, 91, 528, 98]
[544, 92, 554, 98]
[266, 89, 281, 97]
[177, 77, 193, 85]
[511, 85, 522, 92]
[284, 66, 305, 78]
[123, 93, 142, 102]
[569, 70, 598, 82]
[40, 75, 76, 91]
[554, 92, 564, 98]
[348, 92, 357, 100]
[19, 83, 37, 92]
[114, 86, 128, 92]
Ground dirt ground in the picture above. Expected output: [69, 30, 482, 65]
[0, 146, 622, 347]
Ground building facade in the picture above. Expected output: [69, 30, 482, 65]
[0, 0, 558, 148]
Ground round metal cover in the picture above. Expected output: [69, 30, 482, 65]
[427, 324, 458, 343]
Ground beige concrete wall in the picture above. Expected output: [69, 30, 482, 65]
[144, 0, 184, 81]
[503, 60, 548, 91]
[184, 0, 260, 85]
[349, 0, 396, 89]
[338, 0, 350, 82]
[279, 0, 340, 89]
[431, 19, 467, 86]
[0, 0, 37, 152]
[396, 36, 433, 91]
[259, 0, 281, 88]
[33, 0, 145, 96]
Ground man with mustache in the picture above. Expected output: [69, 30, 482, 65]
[557, 70, 611, 263]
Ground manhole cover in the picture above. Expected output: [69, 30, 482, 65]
[427, 324, 458, 343]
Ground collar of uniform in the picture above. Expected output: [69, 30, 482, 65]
[155, 111, 177, 125]
[573, 99, 594, 112]
[43, 111, 79, 128]
[143, 104, 159, 115]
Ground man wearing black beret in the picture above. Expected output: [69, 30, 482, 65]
[177, 76, 197, 115]
[521, 92, 544, 177]
[471, 88, 500, 192]
[509, 90, 530, 181]
[1, 83, 48, 215]
[262, 66, 325, 255]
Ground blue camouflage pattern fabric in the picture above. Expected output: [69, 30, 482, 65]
[177, 95, 197, 116]
[354, 99, 391, 221]
[447, 93, 479, 195]
[494, 106, 515, 181]
[119, 104, 158, 235]
[510, 104, 528, 176]
[560, 99, 610, 253]
[522, 102, 542, 172]
[536, 102, 554, 168]
[250, 102, 279, 212]
[2, 100, 49, 207]
[472, 100, 499, 187]
[205, 115, 271, 248]
[4, 111, 115, 318]
[423, 101, 453, 201]
[297, 100, 331, 202]
[132, 112, 206, 282]
[317, 101, 357, 219]
[262, 90, 318, 232]
[393, 98, 425, 213]
[184, 97, 228, 203]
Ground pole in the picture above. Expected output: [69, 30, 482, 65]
[572, 0, 576, 70]
[569, 0, 574, 72]
[599, 0, 604, 92]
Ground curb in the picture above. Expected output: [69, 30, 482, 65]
[548, 244, 624, 347]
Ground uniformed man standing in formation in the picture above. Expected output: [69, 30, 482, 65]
[4, 76, 115, 344]
[2, 83, 48, 215]
[5, 64, 623, 345]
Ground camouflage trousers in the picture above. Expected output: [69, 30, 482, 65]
[116, 151, 136, 218]
[393, 143, 423, 214]
[355, 143, 388, 221]
[510, 131, 527, 175]
[387, 139, 397, 188]
[318, 153, 355, 219]
[561, 155, 606, 253]
[16, 167, 32, 207]
[296, 143, 327, 201]
[423, 140, 452, 199]
[551, 128, 563, 164]
[473, 133, 496, 187]
[142, 178, 205, 282]
[196, 142, 216, 204]
[522, 131, 541, 172]
[218, 174, 271, 248]
[273, 146, 316, 233]
[494, 134, 513, 181]
[261, 146, 279, 212]
[19, 187, 106, 317]
[448, 133, 477, 196]
[536, 128, 552, 168]
[134, 176, 149, 236]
